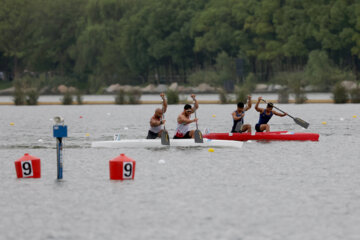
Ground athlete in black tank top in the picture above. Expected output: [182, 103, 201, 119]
[254, 96, 287, 132]
[231, 95, 252, 133]
[146, 93, 167, 139]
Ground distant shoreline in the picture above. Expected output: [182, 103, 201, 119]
[0, 99, 337, 105]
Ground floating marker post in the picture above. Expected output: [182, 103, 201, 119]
[53, 117, 67, 180]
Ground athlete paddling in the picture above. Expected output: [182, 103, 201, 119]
[146, 93, 167, 139]
[174, 94, 199, 139]
[255, 96, 287, 132]
[231, 95, 252, 133]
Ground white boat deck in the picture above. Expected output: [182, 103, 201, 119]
[91, 138, 243, 149]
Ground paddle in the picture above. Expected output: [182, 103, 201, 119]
[193, 99, 203, 143]
[160, 100, 170, 145]
[261, 99, 309, 129]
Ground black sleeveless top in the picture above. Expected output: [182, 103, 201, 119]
[231, 111, 244, 132]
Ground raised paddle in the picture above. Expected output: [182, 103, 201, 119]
[193, 99, 203, 143]
[160, 100, 170, 145]
[261, 99, 309, 129]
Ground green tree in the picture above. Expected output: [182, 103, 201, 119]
[29, 0, 87, 76]
[0, 0, 39, 78]
[304, 50, 335, 89]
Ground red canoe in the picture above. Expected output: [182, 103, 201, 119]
[203, 131, 319, 141]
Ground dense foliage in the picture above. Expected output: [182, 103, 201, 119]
[0, 0, 359, 92]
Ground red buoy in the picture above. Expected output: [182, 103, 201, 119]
[109, 153, 136, 180]
[14, 153, 41, 178]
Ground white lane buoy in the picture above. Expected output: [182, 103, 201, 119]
[107, 113, 111, 116]
[158, 159, 166, 164]
[340, 118, 344, 121]
[124, 127, 129, 130]
[38, 139, 44, 143]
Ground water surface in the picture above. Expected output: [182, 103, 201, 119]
[0, 103, 359, 240]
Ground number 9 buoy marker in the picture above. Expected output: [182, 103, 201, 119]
[15, 153, 41, 178]
[109, 154, 136, 180]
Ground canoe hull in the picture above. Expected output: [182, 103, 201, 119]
[203, 131, 319, 141]
[92, 138, 243, 148]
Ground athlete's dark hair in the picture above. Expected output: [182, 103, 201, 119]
[184, 104, 192, 110]
[237, 102, 244, 108]
[267, 103, 274, 108]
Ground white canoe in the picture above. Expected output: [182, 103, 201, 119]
[91, 138, 243, 149]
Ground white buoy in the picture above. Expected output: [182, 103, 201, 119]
[107, 113, 111, 116]
[340, 118, 344, 121]
[38, 139, 44, 143]
[158, 159, 166, 164]
[124, 127, 129, 130]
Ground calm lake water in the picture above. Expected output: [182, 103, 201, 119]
[0, 103, 359, 240]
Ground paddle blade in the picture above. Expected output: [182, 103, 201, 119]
[194, 129, 203, 143]
[294, 117, 309, 129]
[161, 130, 170, 145]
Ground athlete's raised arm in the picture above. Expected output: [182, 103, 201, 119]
[245, 95, 252, 111]
[191, 94, 198, 112]
[255, 96, 264, 113]
[160, 93, 167, 113]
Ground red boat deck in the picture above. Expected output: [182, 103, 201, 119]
[204, 131, 319, 141]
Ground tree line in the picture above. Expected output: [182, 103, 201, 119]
[0, 0, 359, 93]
